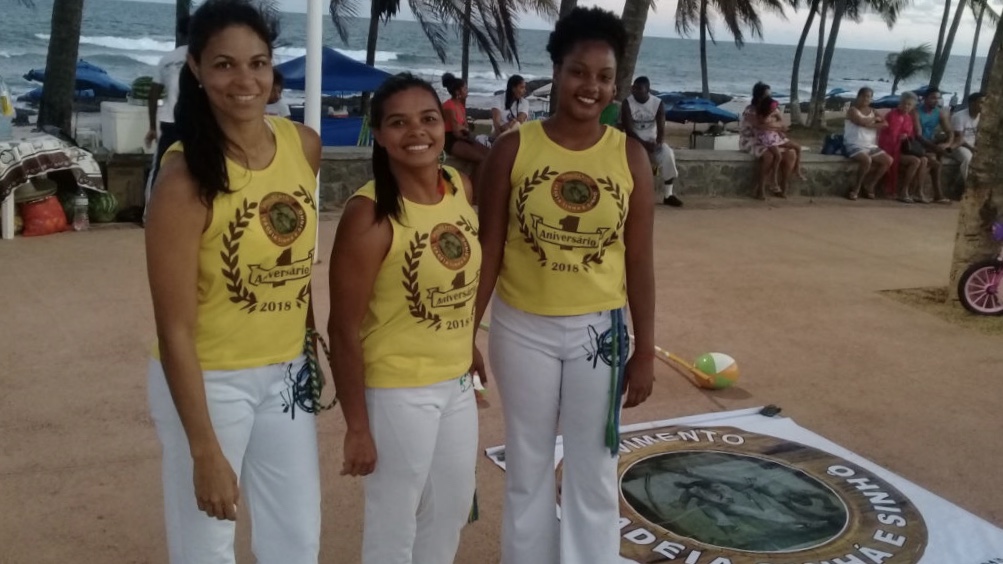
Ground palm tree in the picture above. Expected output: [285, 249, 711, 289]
[461, 0, 556, 83]
[929, 0, 969, 88]
[983, 15, 1003, 92]
[934, 0, 952, 64]
[886, 44, 932, 94]
[807, 0, 828, 124]
[966, 0, 999, 98]
[789, 0, 820, 125]
[330, 0, 520, 82]
[675, 0, 787, 99]
[176, 0, 191, 46]
[617, 0, 656, 100]
[809, 0, 903, 128]
[38, 0, 84, 134]
[947, 41, 1003, 301]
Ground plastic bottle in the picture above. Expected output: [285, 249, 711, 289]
[72, 189, 89, 232]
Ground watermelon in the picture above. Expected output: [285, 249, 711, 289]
[131, 76, 163, 100]
[89, 191, 118, 223]
[58, 190, 76, 222]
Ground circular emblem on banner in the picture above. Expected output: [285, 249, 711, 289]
[558, 426, 929, 563]
[551, 171, 600, 213]
[259, 192, 306, 247]
[430, 223, 470, 270]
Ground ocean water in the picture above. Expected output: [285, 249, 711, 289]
[1, 0, 984, 108]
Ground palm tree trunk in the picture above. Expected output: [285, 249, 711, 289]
[176, 0, 191, 46]
[931, 0, 969, 88]
[812, 0, 844, 129]
[559, 0, 577, 17]
[935, 0, 952, 64]
[983, 19, 1002, 92]
[947, 33, 1003, 300]
[809, 0, 827, 124]
[891, 77, 900, 94]
[700, 0, 710, 99]
[965, 3, 985, 99]
[789, 0, 818, 127]
[461, 0, 472, 83]
[360, 12, 381, 117]
[617, 0, 651, 102]
[38, 0, 84, 134]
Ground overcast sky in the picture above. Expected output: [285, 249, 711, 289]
[135, 0, 996, 55]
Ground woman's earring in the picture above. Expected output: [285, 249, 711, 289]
[198, 83, 204, 89]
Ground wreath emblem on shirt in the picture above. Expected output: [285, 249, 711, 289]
[515, 166, 560, 265]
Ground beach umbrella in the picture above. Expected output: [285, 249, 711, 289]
[826, 87, 853, 98]
[531, 83, 552, 97]
[664, 100, 739, 125]
[871, 95, 900, 109]
[23, 60, 130, 99]
[656, 92, 689, 106]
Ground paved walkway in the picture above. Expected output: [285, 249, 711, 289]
[1, 199, 1001, 563]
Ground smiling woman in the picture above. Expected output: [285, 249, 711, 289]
[144, 0, 324, 562]
[325, 73, 482, 564]
[473, 7, 657, 564]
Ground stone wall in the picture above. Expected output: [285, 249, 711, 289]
[673, 150, 962, 199]
[264, 147, 966, 210]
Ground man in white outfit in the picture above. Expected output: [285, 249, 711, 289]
[949, 92, 981, 196]
[143, 15, 189, 222]
[621, 76, 682, 207]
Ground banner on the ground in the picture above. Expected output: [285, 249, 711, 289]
[485, 407, 1003, 564]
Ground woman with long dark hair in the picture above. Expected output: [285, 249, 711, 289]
[441, 72, 489, 164]
[144, 0, 322, 561]
[326, 73, 482, 564]
[475, 7, 656, 563]
[491, 74, 529, 137]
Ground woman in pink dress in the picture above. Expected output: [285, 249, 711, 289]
[739, 82, 796, 200]
[877, 91, 927, 202]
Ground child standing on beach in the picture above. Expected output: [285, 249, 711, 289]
[756, 96, 806, 191]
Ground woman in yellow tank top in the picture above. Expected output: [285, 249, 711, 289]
[326, 74, 482, 564]
[475, 8, 657, 564]
[144, 1, 323, 561]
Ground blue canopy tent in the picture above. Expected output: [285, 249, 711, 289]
[23, 60, 130, 99]
[275, 47, 391, 146]
[275, 47, 392, 94]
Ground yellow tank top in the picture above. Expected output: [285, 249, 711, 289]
[156, 117, 318, 370]
[497, 120, 633, 316]
[355, 167, 481, 388]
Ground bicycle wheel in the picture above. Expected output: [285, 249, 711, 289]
[958, 260, 1003, 315]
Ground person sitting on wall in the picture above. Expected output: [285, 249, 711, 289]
[620, 76, 682, 207]
[948, 92, 981, 195]
[914, 87, 953, 203]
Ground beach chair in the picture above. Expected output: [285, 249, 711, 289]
[356, 114, 373, 147]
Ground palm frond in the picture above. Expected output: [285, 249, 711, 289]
[969, 0, 1000, 26]
[674, 0, 701, 35]
[14, 0, 35, 7]
[885, 43, 933, 81]
[512, 0, 558, 19]
[408, 0, 451, 61]
[328, 0, 360, 43]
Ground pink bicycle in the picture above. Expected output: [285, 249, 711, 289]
[958, 221, 1003, 315]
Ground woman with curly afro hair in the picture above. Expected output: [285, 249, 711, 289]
[474, 6, 657, 563]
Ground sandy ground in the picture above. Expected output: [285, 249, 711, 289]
[2, 198, 1001, 563]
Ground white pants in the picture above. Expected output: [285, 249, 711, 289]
[362, 374, 478, 564]
[148, 357, 321, 564]
[650, 143, 678, 197]
[950, 146, 973, 179]
[489, 296, 622, 564]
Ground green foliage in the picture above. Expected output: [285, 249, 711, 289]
[885, 44, 933, 93]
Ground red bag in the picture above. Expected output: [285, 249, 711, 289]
[20, 195, 69, 237]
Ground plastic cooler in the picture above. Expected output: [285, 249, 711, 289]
[100, 101, 149, 153]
